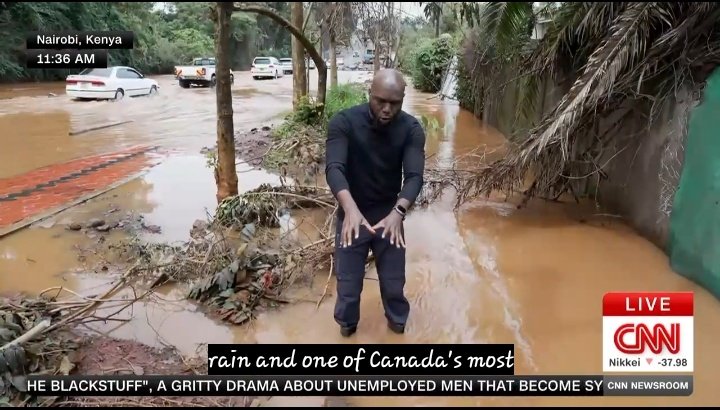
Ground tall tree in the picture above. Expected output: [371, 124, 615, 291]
[254, 2, 292, 55]
[420, 2, 444, 37]
[291, 2, 307, 108]
[213, 2, 238, 202]
[385, 2, 400, 68]
[317, 2, 355, 88]
[355, 2, 386, 73]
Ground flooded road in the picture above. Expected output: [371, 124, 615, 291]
[1, 70, 719, 407]
[0, 72, 328, 178]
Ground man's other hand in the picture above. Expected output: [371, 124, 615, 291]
[342, 208, 375, 247]
[372, 212, 405, 248]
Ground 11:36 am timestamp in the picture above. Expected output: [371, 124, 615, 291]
[25, 50, 108, 69]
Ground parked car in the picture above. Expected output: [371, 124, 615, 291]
[279, 58, 293, 74]
[174, 57, 233, 88]
[251, 57, 284, 80]
[66, 66, 158, 101]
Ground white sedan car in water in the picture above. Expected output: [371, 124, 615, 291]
[66, 66, 159, 100]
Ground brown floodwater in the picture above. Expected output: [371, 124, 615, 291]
[0, 70, 718, 407]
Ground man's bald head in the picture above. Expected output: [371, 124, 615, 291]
[368, 69, 406, 126]
[370, 69, 407, 95]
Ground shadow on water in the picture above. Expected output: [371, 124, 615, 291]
[0, 72, 719, 406]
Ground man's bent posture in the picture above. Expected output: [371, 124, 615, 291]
[324, 69, 426, 337]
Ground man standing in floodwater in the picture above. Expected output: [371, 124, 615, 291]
[325, 69, 426, 337]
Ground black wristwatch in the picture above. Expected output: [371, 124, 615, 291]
[393, 204, 407, 220]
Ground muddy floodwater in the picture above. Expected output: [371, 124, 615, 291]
[1, 70, 719, 407]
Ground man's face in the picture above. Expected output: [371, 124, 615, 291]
[369, 87, 404, 125]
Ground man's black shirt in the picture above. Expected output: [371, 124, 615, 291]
[325, 103, 426, 224]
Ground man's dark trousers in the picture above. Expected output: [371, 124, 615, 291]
[333, 214, 410, 329]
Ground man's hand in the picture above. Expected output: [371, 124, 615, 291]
[372, 211, 405, 248]
[341, 208, 375, 247]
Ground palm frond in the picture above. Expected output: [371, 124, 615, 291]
[478, 2, 535, 53]
[522, 2, 659, 163]
[457, 2, 481, 28]
[532, 3, 619, 77]
[455, 1, 720, 205]
[513, 72, 544, 137]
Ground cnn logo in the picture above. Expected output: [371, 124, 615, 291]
[613, 323, 680, 355]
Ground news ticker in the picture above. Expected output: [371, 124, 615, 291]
[206, 344, 514, 375]
[24, 375, 693, 397]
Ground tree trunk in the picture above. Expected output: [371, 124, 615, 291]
[435, 17, 440, 37]
[330, 29, 337, 88]
[373, 31, 381, 73]
[391, 11, 402, 69]
[386, 2, 395, 68]
[214, 2, 238, 203]
[291, 2, 307, 108]
[318, 23, 325, 71]
[306, 63, 310, 95]
[234, 3, 328, 113]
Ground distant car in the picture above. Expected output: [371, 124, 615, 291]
[174, 57, 234, 88]
[251, 57, 284, 80]
[66, 66, 159, 101]
[279, 58, 292, 75]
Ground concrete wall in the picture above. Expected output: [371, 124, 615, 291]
[593, 89, 692, 248]
[457, 52, 694, 250]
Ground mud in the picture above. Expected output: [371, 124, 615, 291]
[235, 129, 272, 168]
[68, 337, 250, 407]
[200, 126, 274, 169]
[76, 337, 201, 376]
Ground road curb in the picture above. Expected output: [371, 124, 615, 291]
[0, 169, 150, 239]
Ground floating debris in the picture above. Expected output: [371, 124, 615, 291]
[214, 183, 334, 229]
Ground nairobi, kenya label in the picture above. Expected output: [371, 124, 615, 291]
[602, 291, 693, 372]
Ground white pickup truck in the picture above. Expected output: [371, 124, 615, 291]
[174, 57, 234, 88]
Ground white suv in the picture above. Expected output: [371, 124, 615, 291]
[251, 57, 284, 80]
[279, 58, 293, 74]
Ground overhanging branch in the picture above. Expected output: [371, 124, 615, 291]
[233, 2, 327, 72]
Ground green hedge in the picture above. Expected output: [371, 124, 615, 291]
[409, 34, 456, 93]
